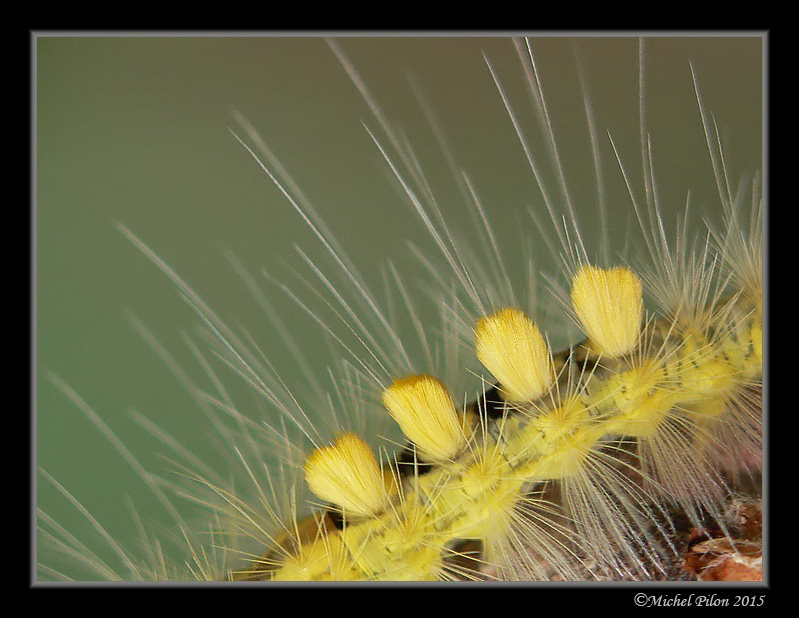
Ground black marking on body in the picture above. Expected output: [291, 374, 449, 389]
[328, 509, 346, 530]
[396, 445, 434, 477]
[480, 385, 507, 419]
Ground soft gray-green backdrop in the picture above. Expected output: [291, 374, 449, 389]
[36, 35, 762, 581]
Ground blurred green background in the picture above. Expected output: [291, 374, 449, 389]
[36, 35, 762, 580]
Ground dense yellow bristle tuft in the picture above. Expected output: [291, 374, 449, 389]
[474, 308, 553, 403]
[303, 433, 389, 518]
[570, 265, 644, 358]
[381, 375, 467, 462]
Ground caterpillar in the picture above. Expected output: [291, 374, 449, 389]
[37, 35, 763, 583]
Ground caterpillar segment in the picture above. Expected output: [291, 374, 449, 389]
[233, 265, 762, 581]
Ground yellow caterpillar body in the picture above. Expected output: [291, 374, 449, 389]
[237, 269, 761, 581]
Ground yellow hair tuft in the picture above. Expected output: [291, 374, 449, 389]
[381, 374, 467, 462]
[570, 265, 643, 358]
[303, 433, 389, 518]
[474, 308, 553, 403]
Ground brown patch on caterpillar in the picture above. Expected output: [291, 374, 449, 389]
[715, 384, 763, 483]
[680, 496, 762, 581]
[683, 535, 762, 581]
[684, 541, 762, 581]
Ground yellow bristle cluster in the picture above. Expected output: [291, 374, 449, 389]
[474, 308, 553, 403]
[303, 433, 389, 518]
[381, 374, 467, 462]
[570, 265, 644, 358]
